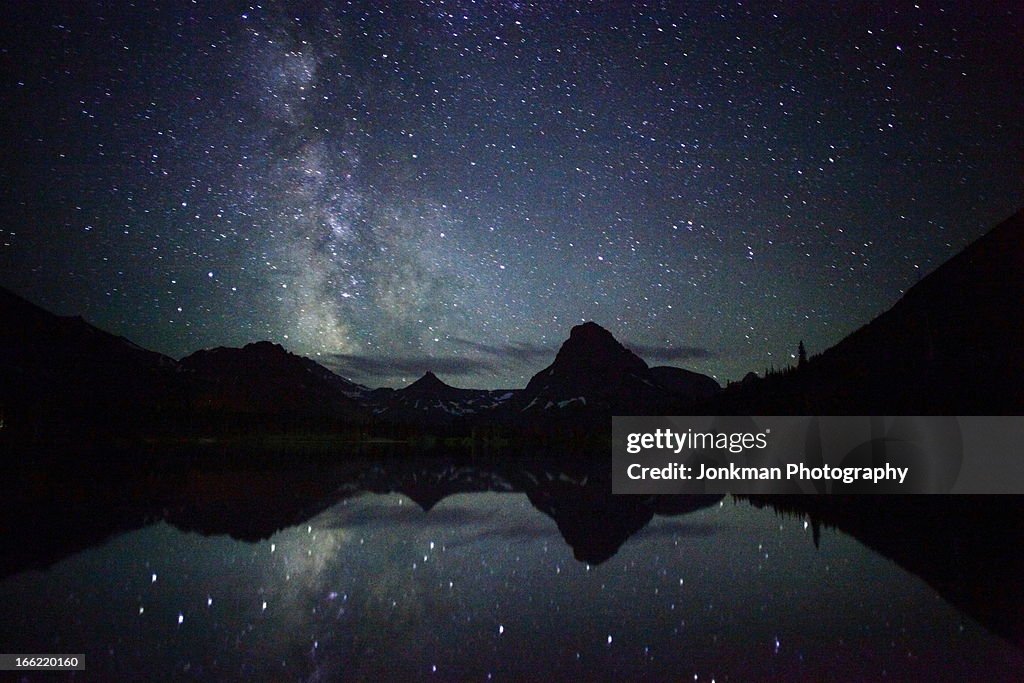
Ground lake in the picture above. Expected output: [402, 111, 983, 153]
[0, 456, 1021, 681]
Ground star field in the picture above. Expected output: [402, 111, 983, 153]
[2, 1, 1021, 387]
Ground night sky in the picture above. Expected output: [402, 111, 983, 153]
[2, 1, 1021, 388]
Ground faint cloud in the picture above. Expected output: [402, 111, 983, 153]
[450, 338, 555, 362]
[327, 352, 496, 381]
[625, 343, 713, 362]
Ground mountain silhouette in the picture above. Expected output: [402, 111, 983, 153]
[707, 207, 1024, 414]
[516, 321, 659, 413]
[404, 371, 450, 394]
[0, 286, 187, 435]
[370, 371, 517, 424]
[514, 321, 718, 415]
[180, 341, 367, 415]
[2, 207, 1021, 436]
[649, 365, 721, 404]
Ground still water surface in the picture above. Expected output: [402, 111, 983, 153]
[1, 491, 1021, 681]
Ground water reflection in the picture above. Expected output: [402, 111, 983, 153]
[0, 457, 1022, 680]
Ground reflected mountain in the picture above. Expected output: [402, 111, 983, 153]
[746, 495, 1024, 648]
[1, 454, 1021, 647]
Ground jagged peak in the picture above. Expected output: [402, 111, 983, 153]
[405, 371, 451, 392]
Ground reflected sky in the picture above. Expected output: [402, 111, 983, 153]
[1, 494, 1020, 681]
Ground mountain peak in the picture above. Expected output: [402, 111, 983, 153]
[569, 320, 613, 339]
[179, 340, 365, 414]
[245, 340, 282, 349]
[242, 340, 288, 355]
[516, 322, 658, 413]
[405, 371, 450, 393]
[554, 322, 648, 374]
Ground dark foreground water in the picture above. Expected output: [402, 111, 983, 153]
[0, 457, 1022, 681]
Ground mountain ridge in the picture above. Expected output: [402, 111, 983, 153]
[2, 207, 1021, 434]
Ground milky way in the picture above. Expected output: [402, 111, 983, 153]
[1, 1, 1021, 387]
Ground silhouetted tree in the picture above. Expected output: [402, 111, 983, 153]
[798, 340, 807, 368]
